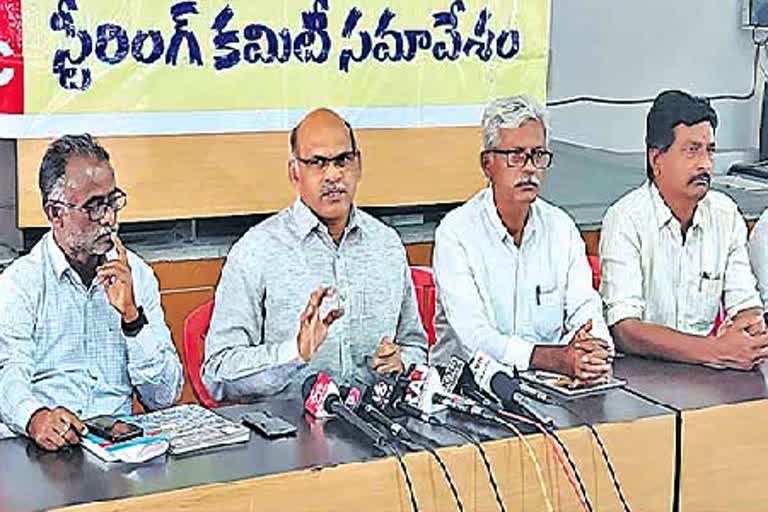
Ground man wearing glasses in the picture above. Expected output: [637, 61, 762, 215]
[600, 90, 768, 369]
[431, 95, 613, 385]
[0, 134, 183, 450]
[203, 108, 427, 400]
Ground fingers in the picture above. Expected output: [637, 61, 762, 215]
[321, 308, 344, 327]
[373, 337, 403, 373]
[573, 338, 611, 355]
[375, 336, 398, 358]
[301, 288, 336, 324]
[56, 407, 86, 435]
[309, 287, 335, 310]
[95, 261, 130, 287]
[111, 233, 128, 263]
[374, 360, 404, 374]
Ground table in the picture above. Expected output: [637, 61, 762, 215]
[615, 355, 768, 512]
[0, 391, 674, 512]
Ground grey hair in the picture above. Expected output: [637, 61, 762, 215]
[39, 134, 111, 205]
[481, 95, 550, 150]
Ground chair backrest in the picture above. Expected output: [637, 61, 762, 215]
[182, 300, 219, 408]
[587, 255, 601, 291]
[410, 266, 437, 346]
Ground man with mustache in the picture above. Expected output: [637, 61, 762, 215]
[600, 90, 768, 369]
[431, 96, 613, 385]
[203, 108, 427, 400]
[0, 134, 183, 450]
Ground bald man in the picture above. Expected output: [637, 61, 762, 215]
[202, 109, 428, 400]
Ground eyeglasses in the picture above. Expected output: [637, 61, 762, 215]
[483, 148, 553, 169]
[295, 150, 359, 172]
[49, 188, 127, 222]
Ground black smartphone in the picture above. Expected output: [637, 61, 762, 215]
[242, 410, 297, 439]
[85, 415, 143, 443]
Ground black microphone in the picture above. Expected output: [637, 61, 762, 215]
[468, 352, 555, 426]
[302, 372, 388, 447]
[343, 381, 414, 441]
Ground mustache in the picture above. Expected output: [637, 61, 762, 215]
[320, 185, 347, 196]
[514, 176, 541, 188]
[97, 225, 119, 238]
[688, 173, 711, 186]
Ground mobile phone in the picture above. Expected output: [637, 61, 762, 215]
[242, 410, 297, 439]
[85, 415, 143, 443]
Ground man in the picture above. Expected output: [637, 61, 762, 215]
[0, 134, 183, 451]
[431, 95, 613, 385]
[202, 108, 427, 400]
[600, 90, 768, 369]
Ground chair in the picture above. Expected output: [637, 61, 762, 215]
[182, 300, 219, 408]
[410, 266, 437, 347]
[587, 255, 601, 291]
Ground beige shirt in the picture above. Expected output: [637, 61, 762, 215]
[600, 181, 761, 335]
[748, 208, 768, 309]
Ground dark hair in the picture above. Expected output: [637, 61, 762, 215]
[39, 134, 111, 205]
[289, 116, 358, 156]
[645, 90, 718, 181]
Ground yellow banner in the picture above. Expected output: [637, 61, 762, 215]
[20, 0, 549, 116]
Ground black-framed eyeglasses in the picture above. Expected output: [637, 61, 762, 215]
[48, 188, 127, 222]
[295, 150, 360, 172]
[483, 148, 553, 169]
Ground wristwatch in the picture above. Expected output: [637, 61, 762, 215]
[122, 306, 148, 337]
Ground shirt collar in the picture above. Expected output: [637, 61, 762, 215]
[482, 186, 538, 243]
[648, 181, 705, 231]
[290, 198, 362, 241]
[45, 231, 118, 283]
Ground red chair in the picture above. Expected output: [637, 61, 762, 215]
[182, 300, 219, 408]
[410, 266, 437, 346]
[587, 255, 601, 291]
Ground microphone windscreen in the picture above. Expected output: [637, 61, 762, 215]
[489, 371, 519, 403]
[302, 373, 320, 402]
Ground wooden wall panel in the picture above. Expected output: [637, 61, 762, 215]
[151, 259, 224, 404]
[17, 128, 485, 227]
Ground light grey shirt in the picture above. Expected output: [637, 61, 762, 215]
[0, 233, 183, 437]
[431, 187, 611, 369]
[202, 199, 428, 401]
[600, 181, 761, 334]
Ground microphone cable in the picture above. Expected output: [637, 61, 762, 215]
[428, 416, 508, 512]
[555, 401, 632, 512]
[385, 438, 421, 512]
[404, 435, 465, 512]
[490, 415, 556, 512]
[365, 404, 464, 512]
[497, 410, 593, 512]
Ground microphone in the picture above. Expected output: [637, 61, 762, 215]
[341, 382, 413, 441]
[302, 372, 389, 447]
[469, 352, 554, 426]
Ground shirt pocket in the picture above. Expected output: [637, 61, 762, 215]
[691, 272, 723, 330]
[532, 284, 564, 342]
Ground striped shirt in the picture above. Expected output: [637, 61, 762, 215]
[600, 181, 761, 334]
[0, 233, 183, 437]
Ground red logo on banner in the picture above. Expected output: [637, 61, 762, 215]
[0, 0, 23, 114]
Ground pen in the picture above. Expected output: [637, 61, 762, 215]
[535, 285, 541, 305]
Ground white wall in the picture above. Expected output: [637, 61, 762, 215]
[548, 0, 761, 153]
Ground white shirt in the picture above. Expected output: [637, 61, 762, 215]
[748, 208, 768, 308]
[600, 182, 761, 334]
[431, 187, 611, 370]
